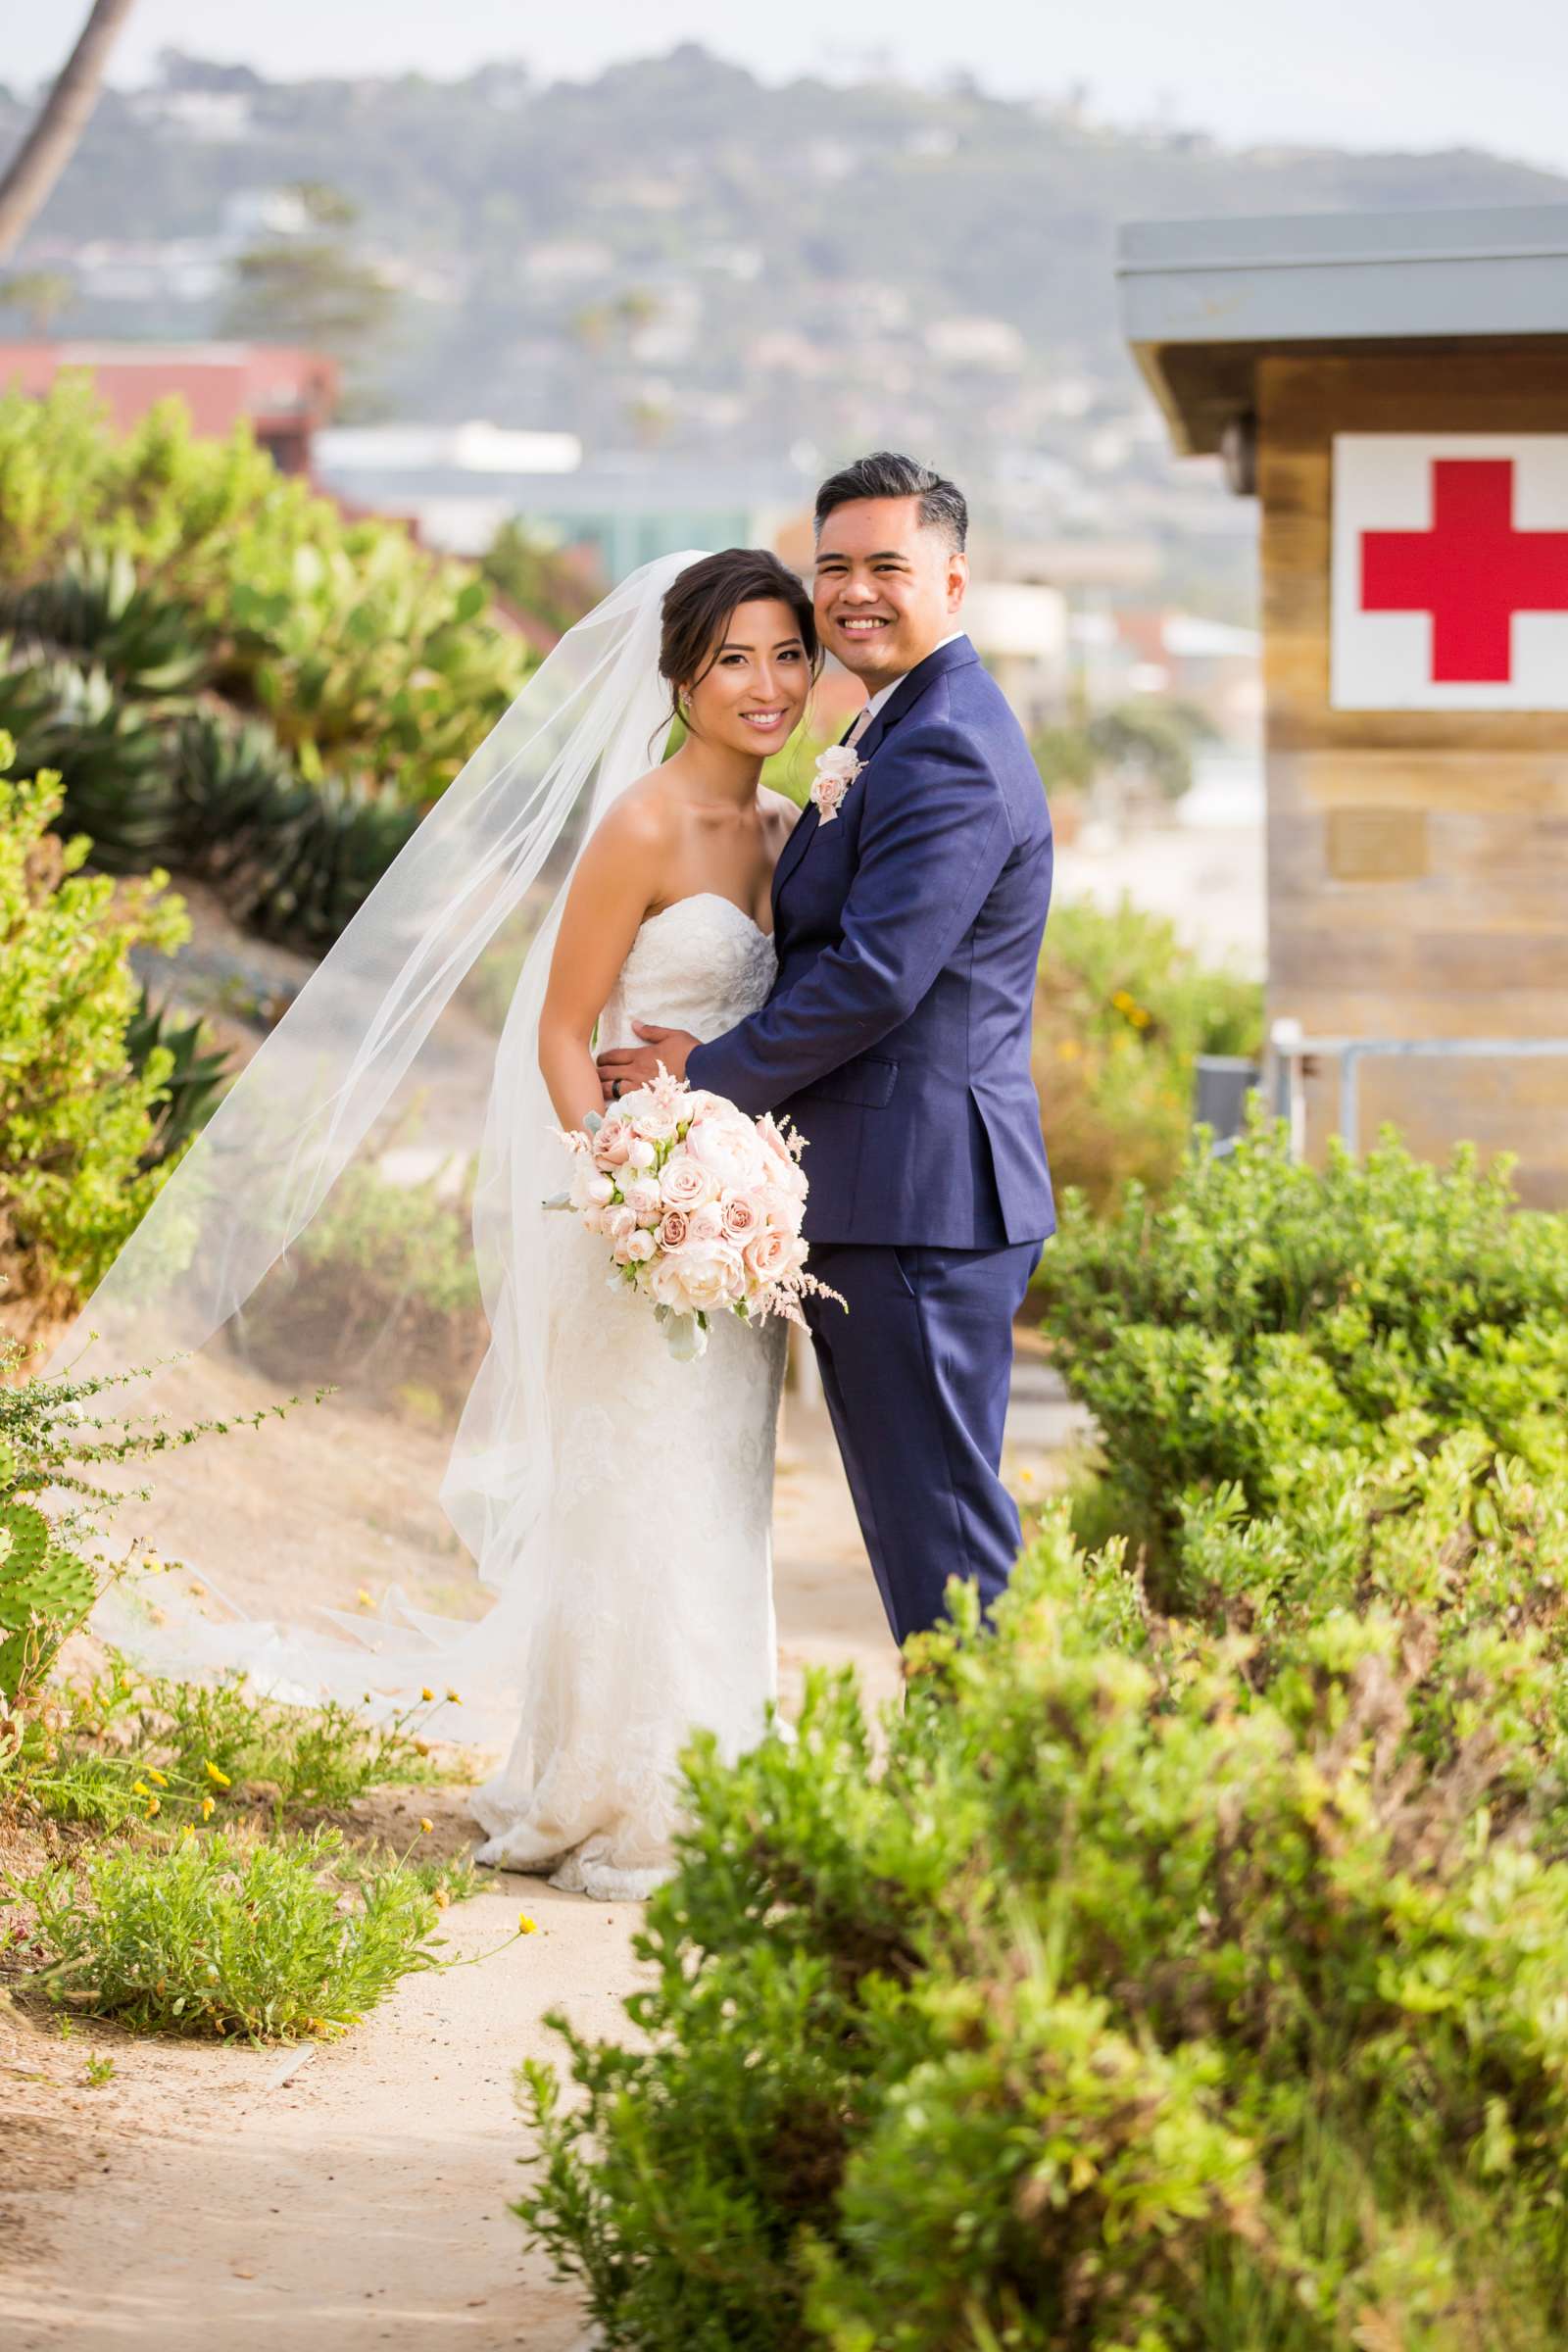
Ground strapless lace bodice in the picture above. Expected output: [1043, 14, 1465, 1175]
[599, 891, 777, 1051]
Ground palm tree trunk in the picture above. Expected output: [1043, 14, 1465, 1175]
[0, 0, 138, 266]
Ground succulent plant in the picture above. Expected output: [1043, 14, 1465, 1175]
[0, 544, 212, 696]
[0, 1499, 96, 1703]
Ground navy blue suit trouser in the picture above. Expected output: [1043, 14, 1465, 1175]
[803, 1239, 1041, 1646]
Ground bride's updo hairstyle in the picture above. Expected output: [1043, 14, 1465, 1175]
[659, 548, 820, 734]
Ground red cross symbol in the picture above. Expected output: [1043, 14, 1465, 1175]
[1360, 458, 1568, 683]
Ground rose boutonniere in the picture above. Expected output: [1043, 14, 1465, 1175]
[809, 744, 863, 825]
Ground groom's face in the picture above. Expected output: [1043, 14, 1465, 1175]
[812, 496, 968, 689]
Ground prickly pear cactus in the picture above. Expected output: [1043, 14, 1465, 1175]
[0, 1501, 96, 1702]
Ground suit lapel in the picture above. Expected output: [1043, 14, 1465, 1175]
[770, 797, 818, 914]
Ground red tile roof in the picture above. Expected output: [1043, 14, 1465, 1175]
[0, 341, 339, 435]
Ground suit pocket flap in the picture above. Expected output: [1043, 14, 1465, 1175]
[801, 1054, 899, 1109]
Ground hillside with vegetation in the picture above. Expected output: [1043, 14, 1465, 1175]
[2, 43, 1562, 485]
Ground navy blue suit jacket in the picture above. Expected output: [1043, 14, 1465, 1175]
[687, 634, 1054, 1248]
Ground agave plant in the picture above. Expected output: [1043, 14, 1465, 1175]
[170, 710, 419, 950]
[124, 987, 234, 1167]
[0, 646, 179, 867]
[0, 544, 212, 696]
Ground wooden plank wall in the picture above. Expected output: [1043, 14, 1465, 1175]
[1258, 351, 1568, 1203]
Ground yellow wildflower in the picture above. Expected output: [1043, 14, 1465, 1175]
[357, 1588, 372, 1609]
[200, 1794, 216, 1820]
[132, 1779, 151, 1796]
[204, 1759, 231, 1788]
[517, 1912, 539, 1936]
[418, 1818, 433, 1836]
[146, 1766, 169, 1788]
[420, 1687, 435, 1703]
[143, 1552, 165, 1574]
[445, 1689, 463, 1706]
[413, 1739, 431, 1757]
[144, 1794, 161, 1818]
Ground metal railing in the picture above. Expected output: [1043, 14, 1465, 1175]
[1197, 1023, 1568, 1157]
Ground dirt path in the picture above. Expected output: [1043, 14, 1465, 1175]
[3, 1367, 1079, 2349]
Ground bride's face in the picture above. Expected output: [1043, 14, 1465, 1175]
[684, 598, 810, 759]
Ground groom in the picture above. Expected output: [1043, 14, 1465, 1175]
[599, 451, 1054, 1645]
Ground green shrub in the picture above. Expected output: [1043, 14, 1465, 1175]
[516, 1519, 1568, 2351]
[0, 740, 189, 1314]
[0, 376, 537, 950]
[14, 1822, 446, 2041]
[1032, 897, 1261, 1215]
[51, 1649, 456, 1830]
[0, 375, 534, 806]
[1036, 1115, 1568, 1566]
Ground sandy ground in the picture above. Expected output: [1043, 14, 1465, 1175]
[1, 1357, 1088, 2351]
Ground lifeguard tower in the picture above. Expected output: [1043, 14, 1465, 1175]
[1118, 205, 1568, 1200]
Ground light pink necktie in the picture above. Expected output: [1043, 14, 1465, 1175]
[845, 706, 873, 749]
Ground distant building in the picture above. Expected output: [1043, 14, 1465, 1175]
[0, 341, 339, 475]
[313, 436, 812, 584]
[960, 583, 1069, 729]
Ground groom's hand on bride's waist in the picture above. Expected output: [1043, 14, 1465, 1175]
[597, 1023, 699, 1101]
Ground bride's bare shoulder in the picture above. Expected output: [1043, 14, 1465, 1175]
[587, 770, 681, 857]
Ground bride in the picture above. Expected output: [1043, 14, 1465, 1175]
[470, 547, 814, 1893]
[45, 546, 821, 1901]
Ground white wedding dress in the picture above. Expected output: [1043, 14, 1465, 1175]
[467, 893, 789, 1898]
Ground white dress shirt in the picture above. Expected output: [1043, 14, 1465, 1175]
[860, 629, 965, 724]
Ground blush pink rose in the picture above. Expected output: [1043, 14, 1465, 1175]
[658, 1207, 690, 1251]
[596, 1121, 633, 1167]
[605, 1202, 637, 1246]
[623, 1176, 663, 1225]
[746, 1228, 807, 1286]
[721, 1192, 762, 1245]
[660, 1152, 717, 1209]
[685, 1199, 725, 1244]
[618, 1228, 657, 1264]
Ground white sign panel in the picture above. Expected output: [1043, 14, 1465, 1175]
[1330, 434, 1568, 710]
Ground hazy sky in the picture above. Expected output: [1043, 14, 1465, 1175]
[15, 0, 1568, 178]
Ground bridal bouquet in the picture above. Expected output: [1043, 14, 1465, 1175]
[549, 1068, 840, 1359]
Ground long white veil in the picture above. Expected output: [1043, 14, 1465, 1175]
[46, 550, 709, 1748]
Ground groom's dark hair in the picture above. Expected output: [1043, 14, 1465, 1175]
[813, 451, 968, 552]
